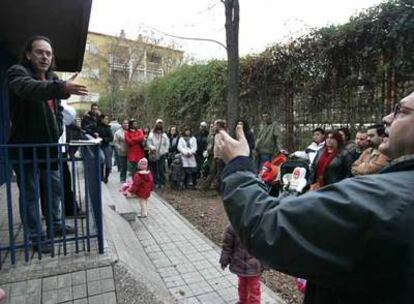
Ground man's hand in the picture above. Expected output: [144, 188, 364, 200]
[65, 72, 88, 96]
[216, 125, 250, 163]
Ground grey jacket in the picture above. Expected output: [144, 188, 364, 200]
[113, 128, 128, 156]
[221, 155, 414, 304]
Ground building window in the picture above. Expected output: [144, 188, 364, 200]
[148, 51, 162, 64]
[85, 43, 99, 55]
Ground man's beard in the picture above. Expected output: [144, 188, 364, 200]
[155, 126, 163, 132]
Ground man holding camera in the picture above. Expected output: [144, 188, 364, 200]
[216, 92, 414, 303]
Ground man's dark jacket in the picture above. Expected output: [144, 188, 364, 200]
[94, 122, 113, 147]
[221, 155, 414, 304]
[7, 64, 65, 160]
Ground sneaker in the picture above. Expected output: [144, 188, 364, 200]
[66, 210, 86, 219]
[54, 225, 75, 237]
[32, 242, 53, 254]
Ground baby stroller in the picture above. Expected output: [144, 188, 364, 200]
[259, 153, 288, 197]
[170, 154, 185, 190]
[279, 159, 310, 194]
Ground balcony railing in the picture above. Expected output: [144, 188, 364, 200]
[0, 142, 104, 268]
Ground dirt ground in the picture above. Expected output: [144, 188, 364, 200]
[157, 187, 304, 304]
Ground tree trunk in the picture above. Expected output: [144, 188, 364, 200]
[223, 0, 240, 133]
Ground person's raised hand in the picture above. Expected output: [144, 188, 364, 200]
[216, 124, 250, 163]
[65, 72, 88, 96]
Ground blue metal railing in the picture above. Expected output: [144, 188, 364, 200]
[0, 142, 104, 267]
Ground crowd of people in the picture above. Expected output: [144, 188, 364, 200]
[6, 35, 414, 304]
[83, 102, 391, 198]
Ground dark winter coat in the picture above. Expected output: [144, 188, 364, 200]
[221, 155, 414, 304]
[7, 64, 65, 163]
[195, 130, 209, 157]
[309, 148, 353, 185]
[220, 224, 262, 277]
[125, 129, 145, 162]
[130, 171, 154, 199]
[81, 111, 98, 134]
[95, 122, 113, 147]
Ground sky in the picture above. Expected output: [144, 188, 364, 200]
[89, 0, 383, 62]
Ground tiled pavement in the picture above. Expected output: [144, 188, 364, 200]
[0, 266, 116, 304]
[130, 192, 284, 304]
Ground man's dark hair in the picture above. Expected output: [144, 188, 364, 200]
[312, 127, 325, 135]
[91, 103, 99, 110]
[338, 127, 351, 141]
[19, 35, 56, 70]
[99, 114, 108, 121]
[367, 124, 386, 137]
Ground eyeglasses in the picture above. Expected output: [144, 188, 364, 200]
[393, 103, 414, 118]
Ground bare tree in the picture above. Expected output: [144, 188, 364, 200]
[221, 0, 240, 132]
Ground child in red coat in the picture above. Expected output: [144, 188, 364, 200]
[128, 158, 154, 217]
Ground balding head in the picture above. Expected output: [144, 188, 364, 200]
[380, 92, 414, 158]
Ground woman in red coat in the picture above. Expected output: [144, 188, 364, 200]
[129, 158, 154, 217]
[124, 119, 145, 174]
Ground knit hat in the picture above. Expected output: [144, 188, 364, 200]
[155, 118, 163, 124]
[138, 158, 148, 170]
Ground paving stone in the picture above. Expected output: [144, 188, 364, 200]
[158, 266, 180, 279]
[199, 268, 222, 280]
[57, 286, 72, 302]
[152, 258, 172, 268]
[72, 284, 87, 300]
[175, 264, 196, 275]
[57, 274, 72, 288]
[26, 279, 42, 295]
[188, 280, 214, 296]
[186, 253, 205, 263]
[73, 299, 88, 304]
[87, 280, 101, 296]
[71, 271, 86, 286]
[42, 276, 58, 292]
[177, 297, 200, 304]
[99, 266, 113, 280]
[182, 272, 204, 285]
[208, 276, 233, 289]
[164, 276, 186, 288]
[100, 278, 115, 293]
[193, 260, 212, 270]
[216, 286, 238, 302]
[144, 244, 162, 253]
[101, 291, 117, 304]
[26, 293, 42, 304]
[169, 285, 193, 299]
[88, 293, 103, 304]
[42, 290, 58, 304]
[9, 295, 26, 304]
[86, 268, 100, 282]
[10, 281, 27, 296]
[196, 291, 225, 304]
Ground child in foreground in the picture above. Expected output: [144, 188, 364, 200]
[220, 224, 266, 304]
[128, 158, 154, 217]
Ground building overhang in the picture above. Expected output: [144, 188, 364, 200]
[0, 0, 92, 72]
